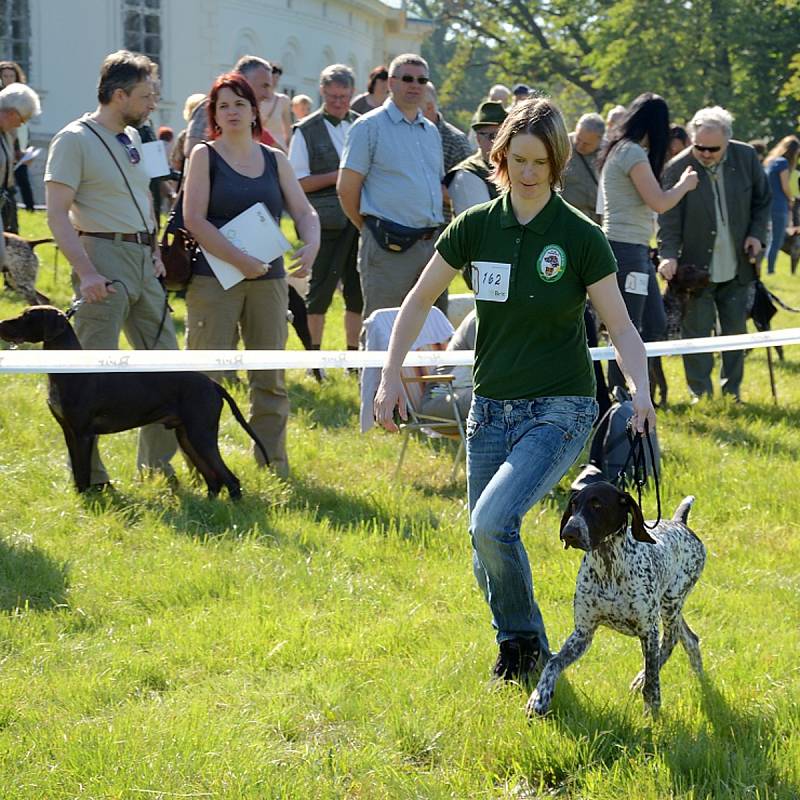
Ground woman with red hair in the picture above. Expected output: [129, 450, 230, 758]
[183, 72, 320, 478]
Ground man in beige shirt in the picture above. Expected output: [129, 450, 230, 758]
[45, 50, 179, 489]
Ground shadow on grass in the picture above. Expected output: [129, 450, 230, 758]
[289, 378, 360, 429]
[287, 472, 441, 542]
[530, 672, 797, 798]
[0, 537, 68, 612]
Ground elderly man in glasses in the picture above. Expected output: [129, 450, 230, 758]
[44, 50, 180, 489]
[657, 106, 771, 402]
[0, 81, 41, 265]
[560, 112, 605, 224]
[338, 54, 446, 318]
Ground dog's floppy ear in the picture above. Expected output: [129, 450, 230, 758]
[40, 308, 70, 342]
[559, 495, 575, 536]
[622, 491, 656, 543]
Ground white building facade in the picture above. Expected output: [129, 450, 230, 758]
[3, 0, 430, 201]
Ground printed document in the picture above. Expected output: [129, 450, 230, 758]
[200, 203, 292, 290]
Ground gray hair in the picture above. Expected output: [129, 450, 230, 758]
[0, 82, 41, 120]
[424, 81, 438, 106]
[605, 104, 626, 125]
[319, 63, 355, 89]
[488, 84, 511, 102]
[233, 55, 272, 77]
[576, 112, 605, 136]
[388, 53, 429, 77]
[688, 106, 733, 139]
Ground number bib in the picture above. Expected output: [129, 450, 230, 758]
[471, 261, 511, 302]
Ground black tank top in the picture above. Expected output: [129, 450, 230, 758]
[193, 143, 286, 281]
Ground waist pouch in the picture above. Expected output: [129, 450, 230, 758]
[364, 216, 438, 254]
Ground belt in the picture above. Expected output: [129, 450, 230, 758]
[79, 231, 154, 246]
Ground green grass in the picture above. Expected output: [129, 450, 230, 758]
[0, 210, 798, 798]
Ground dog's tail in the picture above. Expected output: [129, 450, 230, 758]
[214, 383, 270, 466]
[3, 232, 55, 250]
[672, 496, 695, 524]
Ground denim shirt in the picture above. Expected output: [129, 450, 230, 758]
[341, 98, 444, 229]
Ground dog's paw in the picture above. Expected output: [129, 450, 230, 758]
[629, 669, 645, 692]
[525, 688, 550, 718]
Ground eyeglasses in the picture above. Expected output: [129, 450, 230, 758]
[272, 66, 283, 76]
[392, 75, 429, 85]
[693, 144, 722, 153]
[374, 70, 389, 81]
[116, 132, 141, 165]
[476, 130, 497, 142]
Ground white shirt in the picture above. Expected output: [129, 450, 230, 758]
[448, 170, 491, 216]
[288, 117, 353, 180]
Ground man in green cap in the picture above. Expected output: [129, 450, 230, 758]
[444, 100, 507, 216]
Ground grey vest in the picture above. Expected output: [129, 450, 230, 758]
[295, 110, 348, 230]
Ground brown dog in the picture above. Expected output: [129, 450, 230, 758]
[2, 232, 52, 305]
[0, 305, 269, 497]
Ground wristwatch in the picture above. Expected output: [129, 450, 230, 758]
[260, 262, 271, 274]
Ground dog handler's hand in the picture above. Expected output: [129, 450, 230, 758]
[80, 270, 115, 303]
[657, 258, 678, 281]
[374, 369, 406, 432]
[630, 391, 657, 435]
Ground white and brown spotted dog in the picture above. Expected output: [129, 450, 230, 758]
[527, 482, 705, 717]
[2, 232, 52, 305]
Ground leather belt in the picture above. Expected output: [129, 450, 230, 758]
[79, 231, 154, 246]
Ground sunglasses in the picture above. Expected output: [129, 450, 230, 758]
[393, 74, 429, 85]
[272, 67, 283, 76]
[116, 132, 141, 164]
[476, 130, 497, 141]
[374, 71, 389, 81]
[693, 144, 722, 153]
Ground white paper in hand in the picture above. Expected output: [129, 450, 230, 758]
[141, 140, 170, 178]
[200, 203, 292, 290]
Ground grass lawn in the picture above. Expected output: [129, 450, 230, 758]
[0, 210, 798, 799]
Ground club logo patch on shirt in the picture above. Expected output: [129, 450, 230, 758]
[537, 245, 567, 283]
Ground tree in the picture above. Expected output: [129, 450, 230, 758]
[409, 0, 800, 140]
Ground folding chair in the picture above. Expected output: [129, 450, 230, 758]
[360, 306, 467, 480]
[395, 371, 467, 481]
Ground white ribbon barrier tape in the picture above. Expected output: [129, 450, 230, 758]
[1, 328, 799, 374]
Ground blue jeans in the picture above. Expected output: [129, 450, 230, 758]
[466, 395, 598, 648]
[766, 207, 789, 275]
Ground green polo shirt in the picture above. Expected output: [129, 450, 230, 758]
[436, 192, 617, 400]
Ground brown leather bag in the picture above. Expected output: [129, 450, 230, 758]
[160, 196, 194, 291]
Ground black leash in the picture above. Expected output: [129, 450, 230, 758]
[617, 419, 662, 529]
[64, 279, 170, 350]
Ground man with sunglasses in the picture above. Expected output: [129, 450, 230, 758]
[657, 106, 771, 401]
[338, 54, 445, 319]
[44, 50, 180, 489]
[444, 100, 506, 216]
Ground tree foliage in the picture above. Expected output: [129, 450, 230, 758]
[409, 0, 800, 139]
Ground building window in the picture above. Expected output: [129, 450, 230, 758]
[0, 0, 31, 78]
[122, 0, 161, 69]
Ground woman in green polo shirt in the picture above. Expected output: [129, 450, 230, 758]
[374, 98, 656, 690]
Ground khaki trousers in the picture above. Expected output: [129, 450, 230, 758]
[357, 226, 438, 318]
[186, 275, 290, 476]
[71, 235, 179, 485]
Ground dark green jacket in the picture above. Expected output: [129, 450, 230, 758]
[657, 140, 771, 285]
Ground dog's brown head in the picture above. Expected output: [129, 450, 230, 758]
[669, 263, 710, 292]
[559, 481, 656, 551]
[0, 305, 71, 345]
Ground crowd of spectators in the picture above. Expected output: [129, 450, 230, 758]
[1, 47, 798, 484]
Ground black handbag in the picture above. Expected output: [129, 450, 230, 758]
[364, 216, 437, 253]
